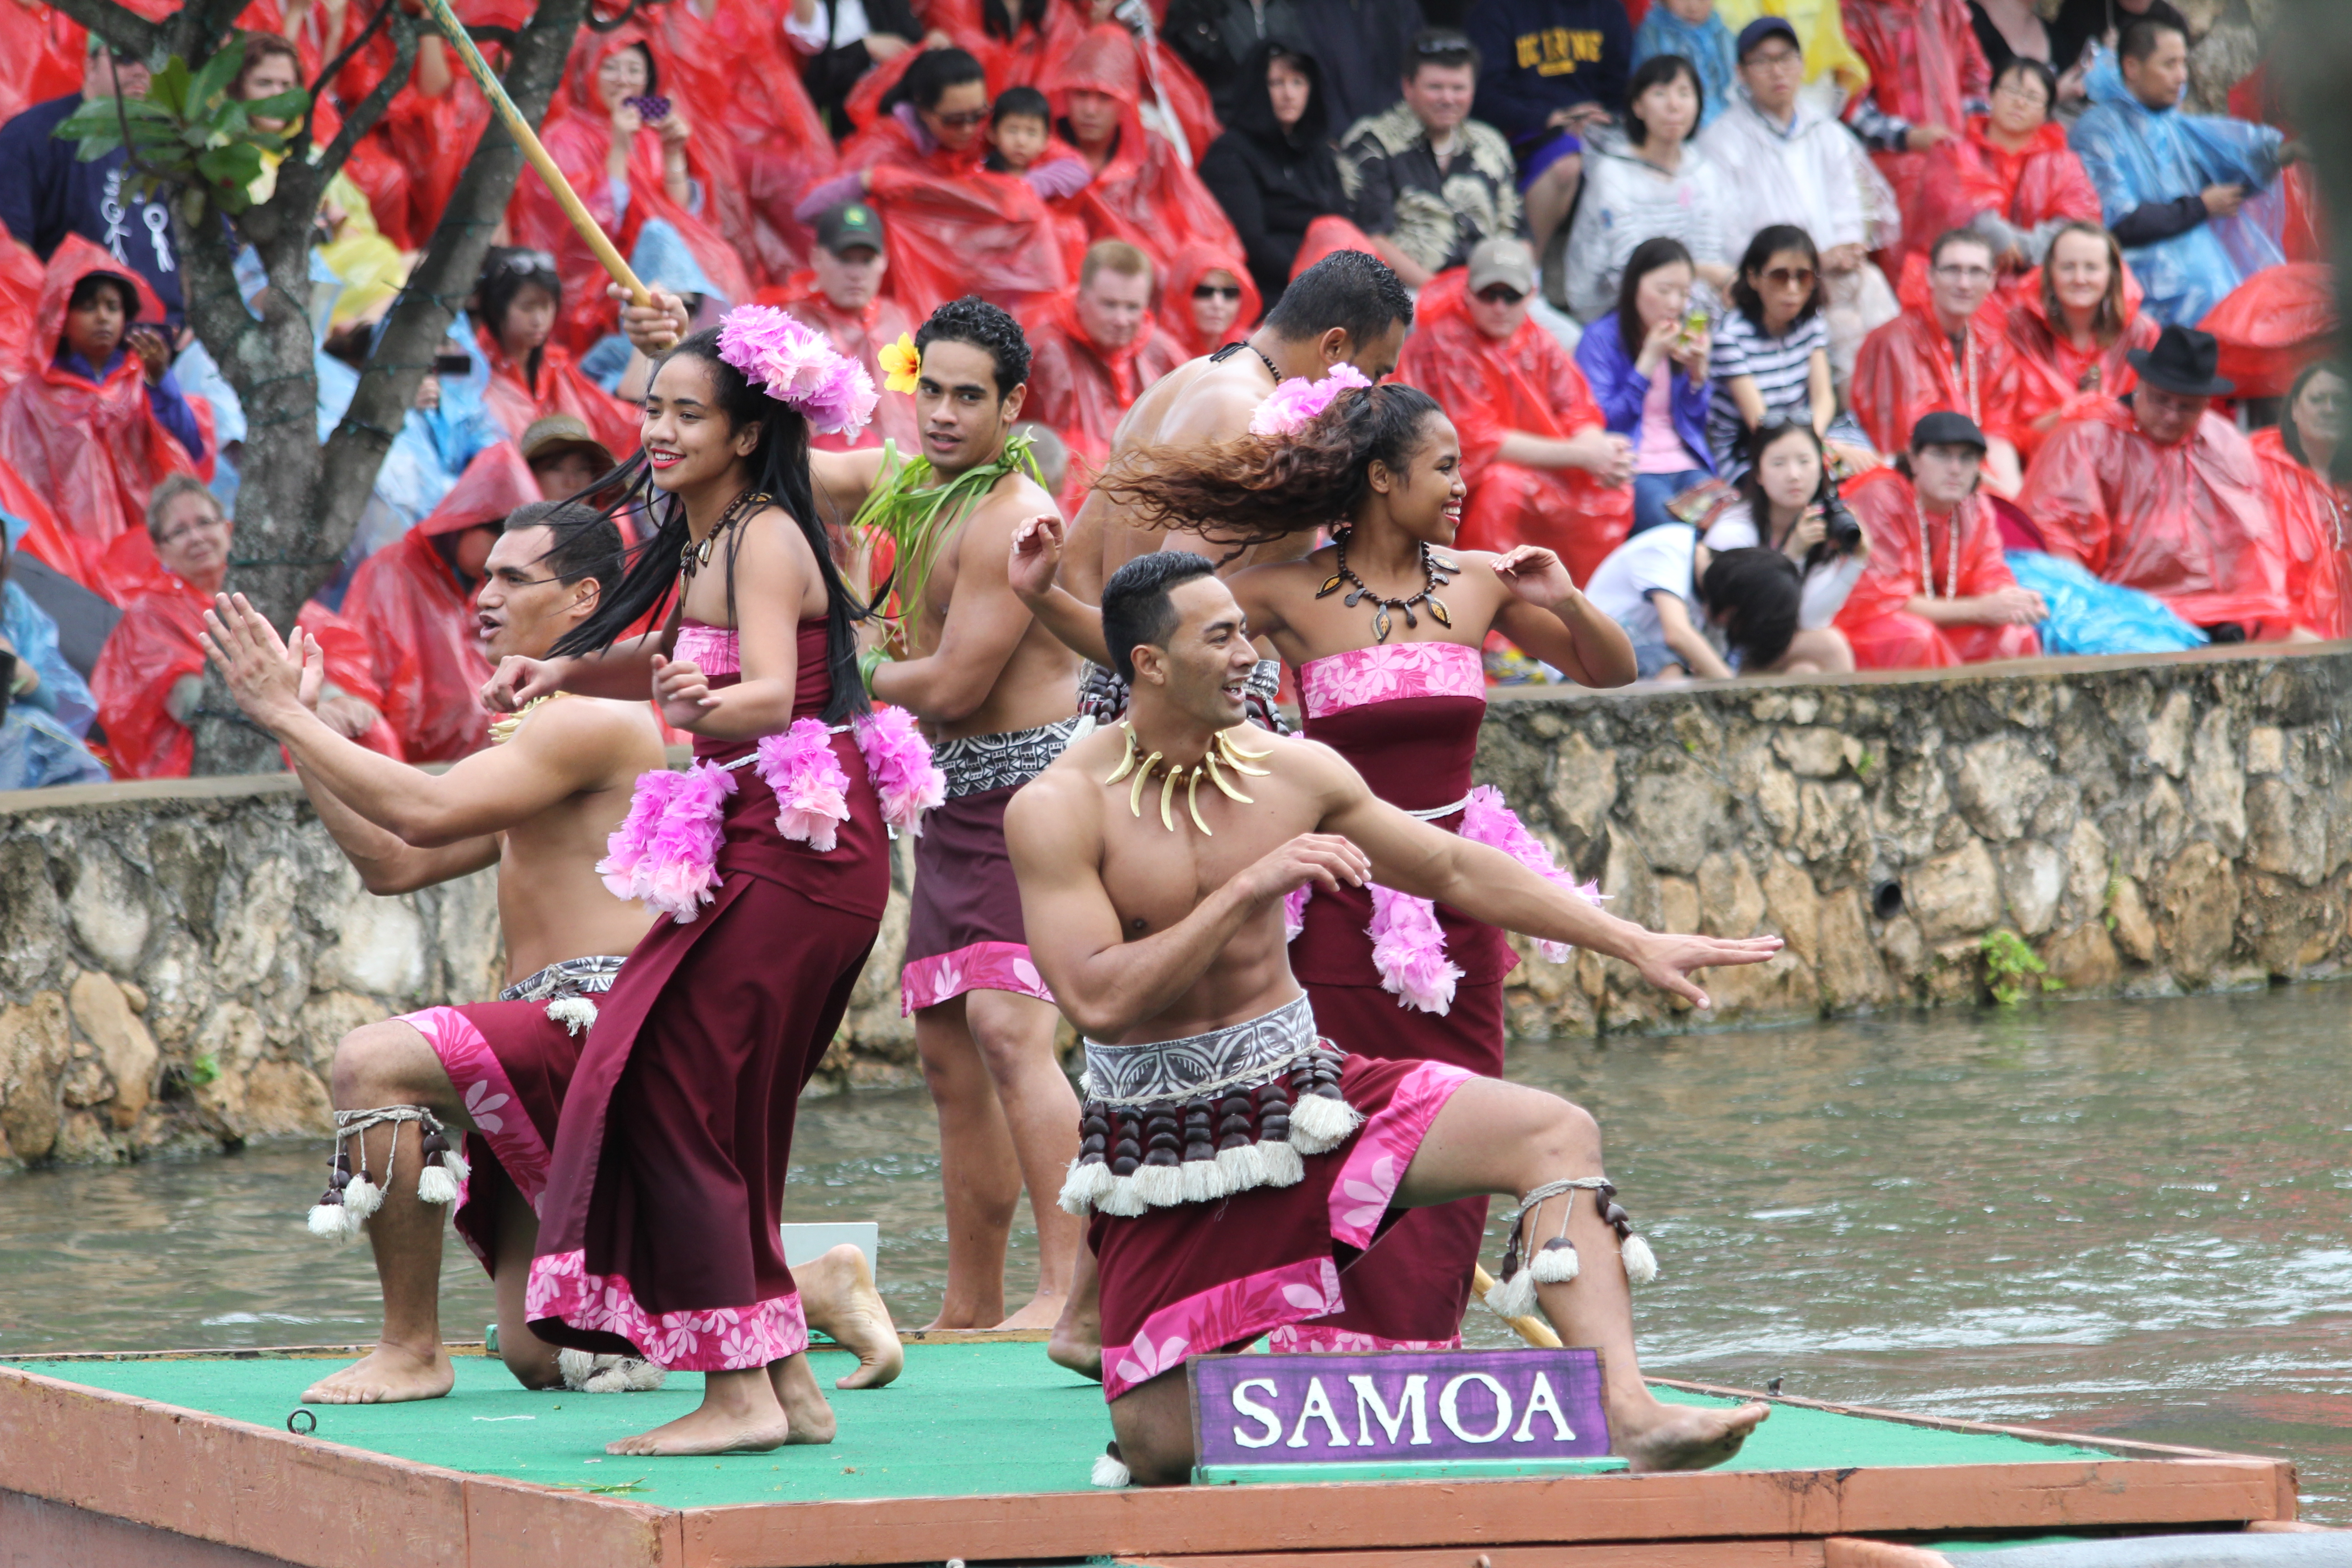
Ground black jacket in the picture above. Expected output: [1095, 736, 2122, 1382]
[1165, 0, 1305, 119]
[1197, 39, 1348, 307]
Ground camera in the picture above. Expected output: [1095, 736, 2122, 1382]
[1818, 478, 1864, 552]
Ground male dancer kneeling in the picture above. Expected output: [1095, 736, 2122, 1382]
[1005, 553, 1776, 1484]
[204, 502, 901, 1403]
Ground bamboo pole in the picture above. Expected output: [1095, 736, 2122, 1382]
[1472, 1264, 1563, 1349]
[414, 0, 650, 306]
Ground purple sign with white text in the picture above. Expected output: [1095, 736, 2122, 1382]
[1188, 1348, 1611, 1468]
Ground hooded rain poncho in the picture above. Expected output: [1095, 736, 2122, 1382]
[2249, 424, 2350, 641]
[1834, 466, 2040, 667]
[2002, 265, 2161, 464]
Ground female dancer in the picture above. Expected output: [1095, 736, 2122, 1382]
[1012, 378, 1638, 1353]
[484, 312, 935, 1455]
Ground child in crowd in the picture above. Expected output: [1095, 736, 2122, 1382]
[56, 273, 205, 468]
[1632, 0, 1737, 130]
[1582, 526, 1810, 681]
[985, 86, 1054, 175]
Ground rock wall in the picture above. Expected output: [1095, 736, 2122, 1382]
[3, 645, 2346, 1168]
[1473, 645, 2352, 1038]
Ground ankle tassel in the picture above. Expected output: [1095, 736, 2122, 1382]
[304, 1107, 469, 1238]
[1486, 1177, 1659, 1319]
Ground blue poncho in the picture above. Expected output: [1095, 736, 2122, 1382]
[2004, 550, 2208, 657]
[2068, 49, 2285, 328]
[0, 513, 108, 790]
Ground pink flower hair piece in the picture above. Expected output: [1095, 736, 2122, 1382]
[1249, 363, 1372, 437]
[853, 705, 946, 836]
[1283, 883, 1310, 942]
[1460, 786, 1606, 962]
[598, 762, 736, 923]
[716, 304, 879, 437]
[1367, 884, 1465, 1014]
[757, 719, 854, 852]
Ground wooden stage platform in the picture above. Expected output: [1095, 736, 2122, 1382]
[0, 1335, 2302, 1568]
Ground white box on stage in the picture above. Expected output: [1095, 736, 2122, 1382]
[780, 1220, 879, 1276]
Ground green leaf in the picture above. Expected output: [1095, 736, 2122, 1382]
[187, 37, 247, 117]
[240, 88, 310, 125]
[195, 143, 263, 190]
[146, 56, 194, 117]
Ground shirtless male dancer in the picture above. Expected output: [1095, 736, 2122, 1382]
[203, 503, 901, 1404]
[818, 298, 1085, 1330]
[1005, 552, 1777, 1484]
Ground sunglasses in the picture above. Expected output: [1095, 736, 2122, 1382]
[1192, 284, 1243, 302]
[932, 108, 988, 128]
[1475, 284, 1528, 305]
[497, 250, 559, 274]
[1759, 265, 1816, 288]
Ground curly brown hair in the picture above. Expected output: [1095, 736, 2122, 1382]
[1092, 382, 1446, 551]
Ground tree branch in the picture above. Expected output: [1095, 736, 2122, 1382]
[313, 4, 416, 183]
[168, 0, 255, 68]
[41, 0, 163, 61]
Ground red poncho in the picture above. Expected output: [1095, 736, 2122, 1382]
[0, 237, 201, 561]
[0, 4, 86, 125]
[1041, 26, 1240, 283]
[477, 324, 642, 462]
[2003, 272, 2161, 465]
[0, 222, 49, 394]
[1906, 117, 2100, 282]
[1833, 466, 2039, 668]
[763, 275, 922, 455]
[862, 158, 1071, 318]
[1839, 0, 1990, 247]
[2249, 425, 2350, 641]
[88, 578, 399, 778]
[508, 31, 755, 355]
[1393, 271, 1632, 585]
[340, 444, 536, 763]
[1020, 292, 1185, 500]
[1157, 241, 1260, 358]
[1851, 304, 2024, 456]
[2198, 264, 2340, 402]
[2019, 400, 2291, 635]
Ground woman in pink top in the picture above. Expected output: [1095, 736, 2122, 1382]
[1575, 237, 1719, 538]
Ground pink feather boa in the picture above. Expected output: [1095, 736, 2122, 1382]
[598, 763, 737, 924]
[757, 719, 854, 852]
[853, 705, 945, 836]
[1459, 786, 1605, 963]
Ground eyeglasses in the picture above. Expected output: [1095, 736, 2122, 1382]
[932, 108, 988, 128]
[1759, 266, 1816, 288]
[1991, 81, 2048, 105]
[1192, 284, 1243, 301]
[1745, 48, 1803, 71]
[1475, 284, 1527, 305]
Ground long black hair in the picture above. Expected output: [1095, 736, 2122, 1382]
[475, 246, 563, 381]
[1623, 52, 1702, 146]
[882, 47, 986, 116]
[1614, 235, 1695, 363]
[550, 329, 871, 723]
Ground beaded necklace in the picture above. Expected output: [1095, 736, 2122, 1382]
[1916, 499, 1963, 601]
[1315, 534, 1459, 642]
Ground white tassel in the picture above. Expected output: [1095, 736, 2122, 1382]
[416, 1162, 460, 1206]
[1288, 1093, 1362, 1154]
[1091, 1451, 1132, 1488]
[1057, 1159, 1107, 1217]
[1530, 1238, 1581, 1284]
[343, 1175, 382, 1221]
[1099, 1176, 1149, 1218]
[545, 996, 598, 1036]
[1215, 1140, 1269, 1191]
[558, 1348, 599, 1390]
[1132, 1162, 1185, 1207]
[1178, 1159, 1224, 1204]
[1488, 1267, 1539, 1321]
[1620, 1231, 1659, 1285]
[442, 1147, 470, 1183]
[1257, 1139, 1306, 1188]
[306, 1201, 350, 1240]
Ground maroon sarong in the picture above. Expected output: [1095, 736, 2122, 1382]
[525, 622, 889, 1372]
[900, 785, 1053, 1013]
[1278, 641, 1518, 1350]
[1089, 1052, 1473, 1401]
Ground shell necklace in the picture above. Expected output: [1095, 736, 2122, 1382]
[1316, 534, 1458, 642]
[681, 489, 769, 576]
[1102, 721, 1271, 834]
[1916, 499, 1962, 600]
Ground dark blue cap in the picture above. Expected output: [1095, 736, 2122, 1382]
[1735, 16, 1801, 62]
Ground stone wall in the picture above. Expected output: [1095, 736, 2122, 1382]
[3, 645, 2346, 1168]
[1473, 644, 2352, 1038]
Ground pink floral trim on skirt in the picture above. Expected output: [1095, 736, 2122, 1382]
[525, 1249, 809, 1371]
[900, 940, 1055, 1015]
[1266, 1323, 1463, 1353]
[1100, 1257, 1344, 1401]
[398, 1005, 547, 1251]
[1328, 1060, 1472, 1250]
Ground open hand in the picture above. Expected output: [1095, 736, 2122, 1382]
[481, 654, 570, 712]
[1629, 930, 1785, 1010]
[198, 593, 309, 730]
[1008, 513, 1066, 601]
[1237, 832, 1371, 906]
[1490, 545, 1575, 609]
[651, 653, 715, 728]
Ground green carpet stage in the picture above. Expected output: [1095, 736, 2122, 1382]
[0, 1338, 2303, 1568]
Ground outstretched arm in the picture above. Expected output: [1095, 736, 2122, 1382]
[1317, 756, 1781, 1009]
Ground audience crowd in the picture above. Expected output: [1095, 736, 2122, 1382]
[0, 0, 2340, 786]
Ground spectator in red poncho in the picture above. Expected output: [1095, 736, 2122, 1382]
[1838, 0, 1990, 240]
[1834, 412, 2044, 667]
[2019, 324, 2300, 642]
[88, 477, 398, 778]
[1852, 229, 2026, 495]
[1042, 24, 1242, 281]
[0, 238, 203, 569]
[1393, 239, 1635, 585]
[470, 247, 642, 464]
[770, 203, 921, 454]
[1907, 59, 2100, 294]
[341, 444, 542, 764]
[1022, 240, 1186, 500]
[2250, 361, 2350, 642]
[2004, 221, 2160, 463]
[507, 32, 752, 357]
[1158, 241, 1259, 358]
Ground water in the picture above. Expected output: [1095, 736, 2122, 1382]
[1, 987, 2346, 1517]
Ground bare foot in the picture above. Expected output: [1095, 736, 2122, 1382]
[302, 1342, 455, 1405]
[797, 1244, 904, 1390]
[1618, 1398, 1769, 1473]
[768, 1353, 838, 1445]
[994, 1291, 1065, 1332]
[1047, 1301, 1102, 1383]
[919, 1299, 1001, 1332]
[606, 1401, 791, 1456]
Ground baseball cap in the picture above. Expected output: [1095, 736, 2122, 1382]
[1735, 17, 1801, 61]
[1466, 237, 1538, 297]
[815, 202, 886, 257]
[519, 414, 615, 470]
[1909, 410, 1988, 453]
